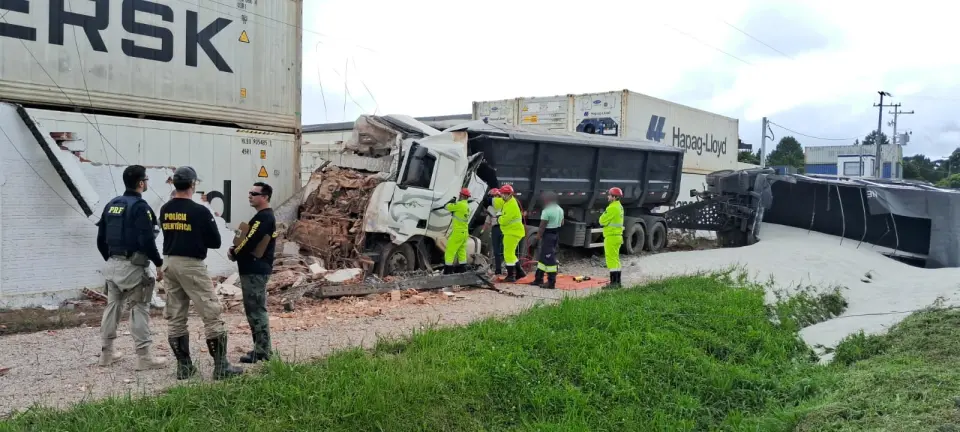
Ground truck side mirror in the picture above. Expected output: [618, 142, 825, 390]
[401, 145, 429, 187]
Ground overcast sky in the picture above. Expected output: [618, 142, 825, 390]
[301, 0, 958, 158]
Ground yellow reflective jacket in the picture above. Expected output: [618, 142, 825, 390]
[444, 199, 470, 233]
[599, 200, 624, 238]
[498, 197, 525, 237]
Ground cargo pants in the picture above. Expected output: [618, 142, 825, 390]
[101, 255, 155, 350]
[603, 236, 622, 272]
[162, 256, 226, 340]
[444, 230, 468, 266]
[240, 274, 272, 357]
[490, 225, 504, 274]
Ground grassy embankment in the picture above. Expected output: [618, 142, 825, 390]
[3, 272, 959, 431]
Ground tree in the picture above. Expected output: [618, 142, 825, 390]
[862, 131, 890, 147]
[765, 136, 804, 168]
[936, 173, 960, 189]
[738, 150, 761, 165]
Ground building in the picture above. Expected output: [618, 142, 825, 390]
[804, 144, 903, 179]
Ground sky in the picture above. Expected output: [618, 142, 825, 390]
[300, 0, 960, 158]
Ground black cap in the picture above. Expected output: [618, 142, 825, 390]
[172, 166, 200, 183]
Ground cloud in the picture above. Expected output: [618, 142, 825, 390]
[300, 0, 960, 158]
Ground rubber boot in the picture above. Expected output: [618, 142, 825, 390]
[455, 264, 466, 274]
[206, 334, 244, 380]
[544, 272, 557, 289]
[134, 346, 167, 371]
[504, 265, 517, 283]
[97, 339, 123, 367]
[442, 265, 452, 275]
[515, 263, 526, 280]
[615, 271, 623, 287]
[603, 272, 621, 290]
[168, 335, 198, 380]
[240, 332, 270, 364]
[528, 269, 544, 286]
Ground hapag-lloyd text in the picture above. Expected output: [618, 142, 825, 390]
[672, 127, 727, 157]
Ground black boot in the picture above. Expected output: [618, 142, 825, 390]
[504, 265, 516, 282]
[206, 334, 244, 380]
[240, 331, 271, 364]
[529, 269, 544, 286]
[515, 263, 526, 280]
[603, 272, 621, 290]
[442, 265, 452, 275]
[615, 271, 623, 287]
[168, 335, 197, 380]
[455, 264, 466, 274]
[544, 272, 557, 289]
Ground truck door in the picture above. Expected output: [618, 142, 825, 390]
[392, 143, 441, 242]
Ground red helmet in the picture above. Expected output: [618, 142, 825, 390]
[499, 184, 515, 195]
[608, 187, 623, 197]
[459, 188, 471, 198]
[488, 188, 501, 196]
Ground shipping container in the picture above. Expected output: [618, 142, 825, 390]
[804, 144, 902, 164]
[472, 99, 517, 125]
[0, 0, 303, 132]
[474, 89, 740, 175]
[517, 95, 571, 132]
[26, 108, 297, 228]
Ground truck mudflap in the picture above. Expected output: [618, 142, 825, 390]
[0, 103, 100, 219]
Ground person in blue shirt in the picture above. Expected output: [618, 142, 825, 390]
[530, 191, 563, 289]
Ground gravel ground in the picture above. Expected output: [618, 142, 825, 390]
[3, 222, 957, 415]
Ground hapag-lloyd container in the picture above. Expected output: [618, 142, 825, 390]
[473, 89, 739, 175]
[0, 0, 302, 132]
[572, 90, 738, 175]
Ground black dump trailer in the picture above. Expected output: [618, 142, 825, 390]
[455, 121, 685, 254]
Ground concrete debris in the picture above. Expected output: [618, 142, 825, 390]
[325, 268, 363, 283]
[217, 284, 243, 297]
[309, 263, 325, 275]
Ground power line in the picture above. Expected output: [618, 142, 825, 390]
[660, 22, 753, 66]
[717, 18, 795, 61]
[767, 121, 860, 142]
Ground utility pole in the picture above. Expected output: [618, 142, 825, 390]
[760, 117, 774, 168]
[873, 91, 894, 177]
[888, 104, 914, 146]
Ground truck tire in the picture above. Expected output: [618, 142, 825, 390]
[645, 222, 667, 252]
[376, 242, 416, 277]
[621, 223, 646, 255]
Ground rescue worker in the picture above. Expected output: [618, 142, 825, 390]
[95, 165, 167, 371]
[530, 191, 563, 289]
[229, 182, 278, 364]
[498, 184, 527, 282]
[480, 188, 505, 275]
[442, 188, 472, 274]
[159, 166, 242, 380]
[600, 187, 625, 289]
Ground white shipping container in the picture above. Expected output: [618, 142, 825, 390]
[805, 144, 903, 165]
[26, 108, 297, 228]
[472, 99, 518, 125]
[0, 0, 302, 132]
[518, 95, 571, 132]
[574, 90, 739, 175]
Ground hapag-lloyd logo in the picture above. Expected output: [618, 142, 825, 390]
[646, 115, 728, 158]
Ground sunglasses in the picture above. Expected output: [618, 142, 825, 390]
[249, 191, 264, 197]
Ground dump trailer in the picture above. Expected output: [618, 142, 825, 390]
[457, 120, 686, 255]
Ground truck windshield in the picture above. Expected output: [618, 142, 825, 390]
[401, 144, 437, 189]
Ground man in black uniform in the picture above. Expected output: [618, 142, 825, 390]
[229, 182, 277, 364]
[96, 165, 167, 370]
[160, 166, 243, 380]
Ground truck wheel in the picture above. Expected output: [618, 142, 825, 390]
[376, 243, 416, 277]
[645, 222, 667, 252]
[621, 223, 646, 255]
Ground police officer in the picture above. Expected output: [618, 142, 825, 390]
[160, 166, 242, 380]
[441, 188, 472, 274]
[600, 187, 625, 288]
[229, 182, 278, 365]
[96, 165, 167, 371]
[530, 191, 563, 289]
[498, 185, 527, 282]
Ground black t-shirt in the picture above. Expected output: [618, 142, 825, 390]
[234, 208, 277, 275]
[158, 198, 222, 260]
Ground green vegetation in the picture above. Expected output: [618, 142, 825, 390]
[3, 273, 959, 431]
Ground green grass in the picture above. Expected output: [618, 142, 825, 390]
[3, 273, 958, 431]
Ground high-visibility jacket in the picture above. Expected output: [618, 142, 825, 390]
[493, 197, 504, 212]
[599, 200, 624, 238]
[498, 197, 525, 237]
[444, 199, 470, 233]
